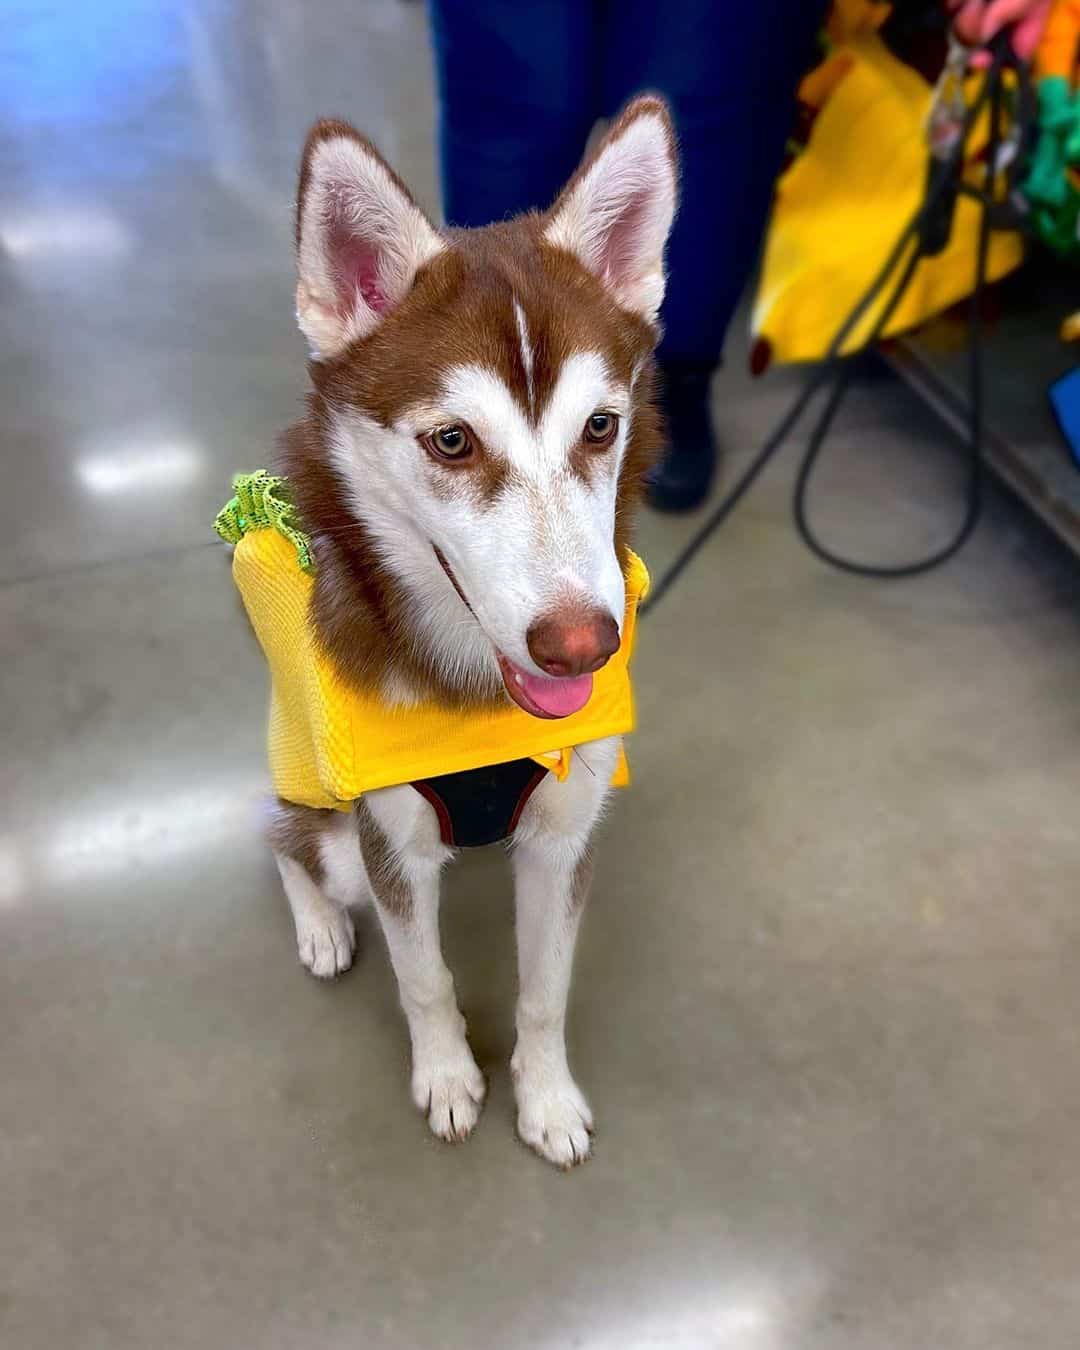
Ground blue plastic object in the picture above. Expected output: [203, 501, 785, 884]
[1049, 367, 1080, 470]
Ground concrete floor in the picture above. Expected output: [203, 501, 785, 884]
[4, 3, 1080, 1347]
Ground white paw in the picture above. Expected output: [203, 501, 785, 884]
[296, 902, 355, 979]
[512, 1055, 594, 1168]
[411, 1050, 486, 1142]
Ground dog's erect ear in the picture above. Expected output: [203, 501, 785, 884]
[544, 96, 678, 322]
[295, 119, 444, 359]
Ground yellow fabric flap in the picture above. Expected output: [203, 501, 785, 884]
[232, 527, 646, 810]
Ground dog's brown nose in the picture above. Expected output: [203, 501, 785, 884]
[526, 607, 620, 678]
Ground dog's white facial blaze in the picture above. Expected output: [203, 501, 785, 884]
[326, 412, 499, 694]
[296, 132, 444, 359]
[513, 299, 535, 414]
[425, 351, 627, 666]
[544, 107, 676, 320]
[327, 352, 628, 687]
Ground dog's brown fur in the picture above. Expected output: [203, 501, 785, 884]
[354, 799, 411, 918]
[279, 117, 666, 713]
[268, 799, 332, 884]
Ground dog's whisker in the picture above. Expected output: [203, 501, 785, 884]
[572, 747, 597, 778]
[312, 522, 370, 538]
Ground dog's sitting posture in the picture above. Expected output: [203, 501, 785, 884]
[233, 96, 677, 1167]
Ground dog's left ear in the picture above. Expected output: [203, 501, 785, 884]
[295, 119, 445, 359]
[544, 95, 678, 322]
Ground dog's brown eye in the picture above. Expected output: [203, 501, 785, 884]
[584, 412, 618, 447]
[424, 425, 473, 461]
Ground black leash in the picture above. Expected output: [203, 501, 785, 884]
[641, 37, 1021, 616]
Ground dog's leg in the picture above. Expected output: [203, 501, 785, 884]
[357, 786, 486, 1142]
[269, 802, 364, 979]
[510, 737, 619, 1168]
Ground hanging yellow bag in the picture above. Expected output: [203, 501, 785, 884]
[751, 32, 1024, 365]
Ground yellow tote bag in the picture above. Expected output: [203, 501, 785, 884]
[752, 33, 1024, 364]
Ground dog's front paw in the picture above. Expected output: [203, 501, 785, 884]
[411, 1047, 486, 1142]
[512, 1050, 594, 1168]
[296, 901, 355, 979]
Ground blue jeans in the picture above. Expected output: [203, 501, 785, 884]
[428, 0, 824, 367]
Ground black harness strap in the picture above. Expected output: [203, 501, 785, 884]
[411, 757, 549, 848]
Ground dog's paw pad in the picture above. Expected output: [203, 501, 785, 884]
[297, 905, 355, 979]
[515, 1071, 594, 1168]
[412, 1057, 486, 1142]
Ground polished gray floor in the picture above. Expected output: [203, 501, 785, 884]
[4, 4, 1080, 1348]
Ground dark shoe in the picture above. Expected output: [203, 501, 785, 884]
[647, 361, 718, 513]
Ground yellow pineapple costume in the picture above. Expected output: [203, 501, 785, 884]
[215, 472, 646, 843]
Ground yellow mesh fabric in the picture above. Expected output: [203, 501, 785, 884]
[231, 526, 646, 811]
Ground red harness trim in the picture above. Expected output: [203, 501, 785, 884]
[410, 780, 456, 845]
[410, 760, 550, 848]
[507, 764, 549, 835]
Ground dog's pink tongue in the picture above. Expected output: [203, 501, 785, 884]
[521, 671, 593, 718]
